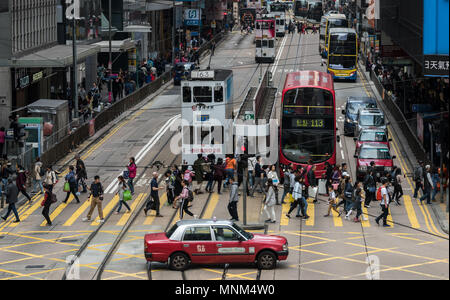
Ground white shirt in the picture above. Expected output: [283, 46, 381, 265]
[267, 171, 279, 186]
[381, 186, 389, 205]
[293, 182, 303, 200]
[248, 157, 256, 171]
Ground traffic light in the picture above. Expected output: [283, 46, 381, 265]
[16, 123, 27, 147]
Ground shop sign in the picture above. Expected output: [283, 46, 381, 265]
[32, 71, 43, 82]
[184, 9, 201, 26]
[423, 55, 449, 77]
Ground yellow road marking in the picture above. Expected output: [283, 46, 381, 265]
[40, 194, 74, 226]
[202, 193, 219, 219]
[361, 206, 370, 227]
[403, 195, 420, 229]
[305, 199, 314, 226]
[116, 193, 147, 226]
[387, 207, 394, 227]
[63, 196, 93, 226]
[0, 193, 42, 231]
[9, 197, 44, 228]
[91, 195, 119, 225]
[331, 208, 343, 226]
[280, 200, 291, 226]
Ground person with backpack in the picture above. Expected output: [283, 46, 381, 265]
[286, 176, 309, 219]
[363, 169, 377, 208]
[41, 184, 54, 226]
[75, 154, 88, 193]
[16, 165, 32, 204]
[144, 172, 164, 217]
[420, 165, 434, 205]
[224, 155, 237, 187]
[32, 157, 44, 195]
[82, 176, 105, 223]
[228, 177, 240, 222]
[175, 180, 195, 219]
[375, 178, 391, 227]
[392, 167, 404, 205]
[263, 179, 277, 223]
[413, 161, 425, 199]
[212, 158, 225, 194]
[127, 157, 137, 195]
[115, 176, 131, 215]
[43, 166, 57, 192]
[1, 178, 20, 223]
[63, 166, 80, 204]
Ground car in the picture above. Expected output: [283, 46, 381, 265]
[144, 219, 289, 271]
[354, 107, 389, 137]
[354, 129, 392, 155]
[342, 97, 377, 136]
[354, 142, 396, 180]
[173, 62, 196, 86]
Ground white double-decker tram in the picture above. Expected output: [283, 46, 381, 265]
[181, 69, 234, 165]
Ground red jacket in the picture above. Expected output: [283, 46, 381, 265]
[127, 163, 137, 179]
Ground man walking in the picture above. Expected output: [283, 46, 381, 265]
[145, 172, 164, 217]
[193, 154, 204, 194]
[82, 176, 104, 223]
[375, 178, 391, 227]
[413, 161, 425, 199]
[420, 165, 433, 205]
[363, 169, 376, 208]
[32, 157, 44, 195]
[16, 165, 32, 204]
[307, 165, 318, 203]
[1, 178, 20, 223]
[250, 156, 265, 196]
[75, 154, 88, 193]
[228, 177, 239, 221]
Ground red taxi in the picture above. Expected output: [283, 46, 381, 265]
[144, 220, 289, 271]
[354, 142, 396, 180]
[354, 129, 392, 155]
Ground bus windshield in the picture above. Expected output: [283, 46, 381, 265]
[281, 130, 334, 164]
[328, 18, 349, 29]
[329, 33, 357, 55]
[283, 88, 334, 115]
[329, 55, 356, 70]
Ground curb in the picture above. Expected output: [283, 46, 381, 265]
[357, 59, 449, 235]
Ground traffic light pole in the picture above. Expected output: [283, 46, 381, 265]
[243, 165, 248, 225]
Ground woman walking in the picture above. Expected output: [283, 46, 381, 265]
[392, 168, 404, 205]
[1, 178, 20, 223]
[127, 157, 137, 195]
[63, 166, 80, 204]
[353, 181, 367, 222]
[324, 185, 340, 217]
[42, 184, 53, 226]
[267, 165, 280, 205]
[115, 176, 131, 214]
[43, 166, 57, 192]
[213, 158, 225, 194]
[263, 179, 277, 223]
[175, 180, 195, 219]
[16, 165, 32, 204]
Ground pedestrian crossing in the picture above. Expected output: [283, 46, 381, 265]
[0, 191, 439, 233]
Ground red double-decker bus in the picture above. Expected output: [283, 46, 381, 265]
[279, 71, 337, 176]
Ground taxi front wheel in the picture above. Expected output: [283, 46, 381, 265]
[169, 252, 190, 271]
[257, 251, 277, 270]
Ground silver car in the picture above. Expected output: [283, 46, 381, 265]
[354, 108, 389, 137]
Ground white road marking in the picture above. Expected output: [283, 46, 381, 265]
[341, 150, 345, 160]
[104, 114, 180, 194]
[271, 35, 288, 75]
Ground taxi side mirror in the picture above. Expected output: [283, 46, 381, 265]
[392, 156, 397, 160]
[389, 139, 393, 142]
[342, 110, 346, 115]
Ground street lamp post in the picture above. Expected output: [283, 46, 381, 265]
[73, 17, 78, 119]
[108, 0, 113, 103]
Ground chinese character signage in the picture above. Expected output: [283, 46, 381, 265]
[423, 55, 449, 77]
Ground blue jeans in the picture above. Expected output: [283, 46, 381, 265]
[248, 170, 254, 188]
[3, 203, 20, 221]
[281, 187, 290, 203]
[33, 179, 44, 193]
[117, 199, 131, 212]
[205, 179, 213, 192]
[297, 197, 307, 216]
[432, 185, 439, 201]
[420, 187, 432, 204]
[225, 169, 234, 185]
[128, 178, 135, 194]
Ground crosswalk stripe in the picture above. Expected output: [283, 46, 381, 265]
[361, 206, 370, 227]
[202, 193, 220, 220]
[305, 199, 314, 226]
[116, 194, 147, 226]
[280, 201, 291, 226]
[40, 194, 74, 226]
[91, 195, 119, 225]
[332, 209, 343, 227]
[143, 193, 167, 225]
[9, 197, 44, 227]
[387, 207, 394, 227]
[63, 196, 92, 226]
[403, 195, 420, 229]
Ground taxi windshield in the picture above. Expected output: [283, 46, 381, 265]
[360, 114, 385, 126]
[232, 223, 253, 240]
[360, 131, 388, 142]
[359, 148, 391, 160]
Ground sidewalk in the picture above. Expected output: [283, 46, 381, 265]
[358, 58, 449, 234]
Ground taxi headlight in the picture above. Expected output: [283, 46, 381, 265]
[282, 243, 288, 251]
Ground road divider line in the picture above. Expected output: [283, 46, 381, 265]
[403, 195, 420, 229]
[40, 194, 74, 226]
[116, 193, 147, 226]
[361, 206, 370, 227]
[202, 193, 220, 220]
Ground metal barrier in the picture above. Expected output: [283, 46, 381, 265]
[369, 69, 428, 162]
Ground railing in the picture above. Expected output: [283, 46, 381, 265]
[369, 69, 428, 163]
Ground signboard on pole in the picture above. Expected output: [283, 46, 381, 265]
[184, 9, 202, 26]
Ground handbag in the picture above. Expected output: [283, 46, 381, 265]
[123, 190, 132, 202]
[123, 170, 130, 180]
[63, 182, 70, 192]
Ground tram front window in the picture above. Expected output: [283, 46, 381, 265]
[214, 86, 224, 102]
[183, 87, 192, 103]
[193, 86, 213, 103]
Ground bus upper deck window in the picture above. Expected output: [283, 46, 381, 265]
[214, 86, 224, 102]
[193, 86, 213, 103]
[256, 40, 262, 48]
[183, 87, 192, 102]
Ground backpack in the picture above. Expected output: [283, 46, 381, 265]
[413, 166, 421, 181]
[187, 190, 194, 202]
[38, 165, 45, 177]
[376, 186, 383, 201]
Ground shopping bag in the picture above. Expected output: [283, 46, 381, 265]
[63, 182, 70, 192]
[123, 190, 132, 202]
[287, 193, 294, 203]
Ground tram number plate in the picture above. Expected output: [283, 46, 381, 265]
[293, 119, 325, 128]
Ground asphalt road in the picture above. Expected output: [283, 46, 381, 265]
[0, 23, 448, 280]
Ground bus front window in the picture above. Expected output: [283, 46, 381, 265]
[329, 56, 356, 70]
[281, 130, 334, 164]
